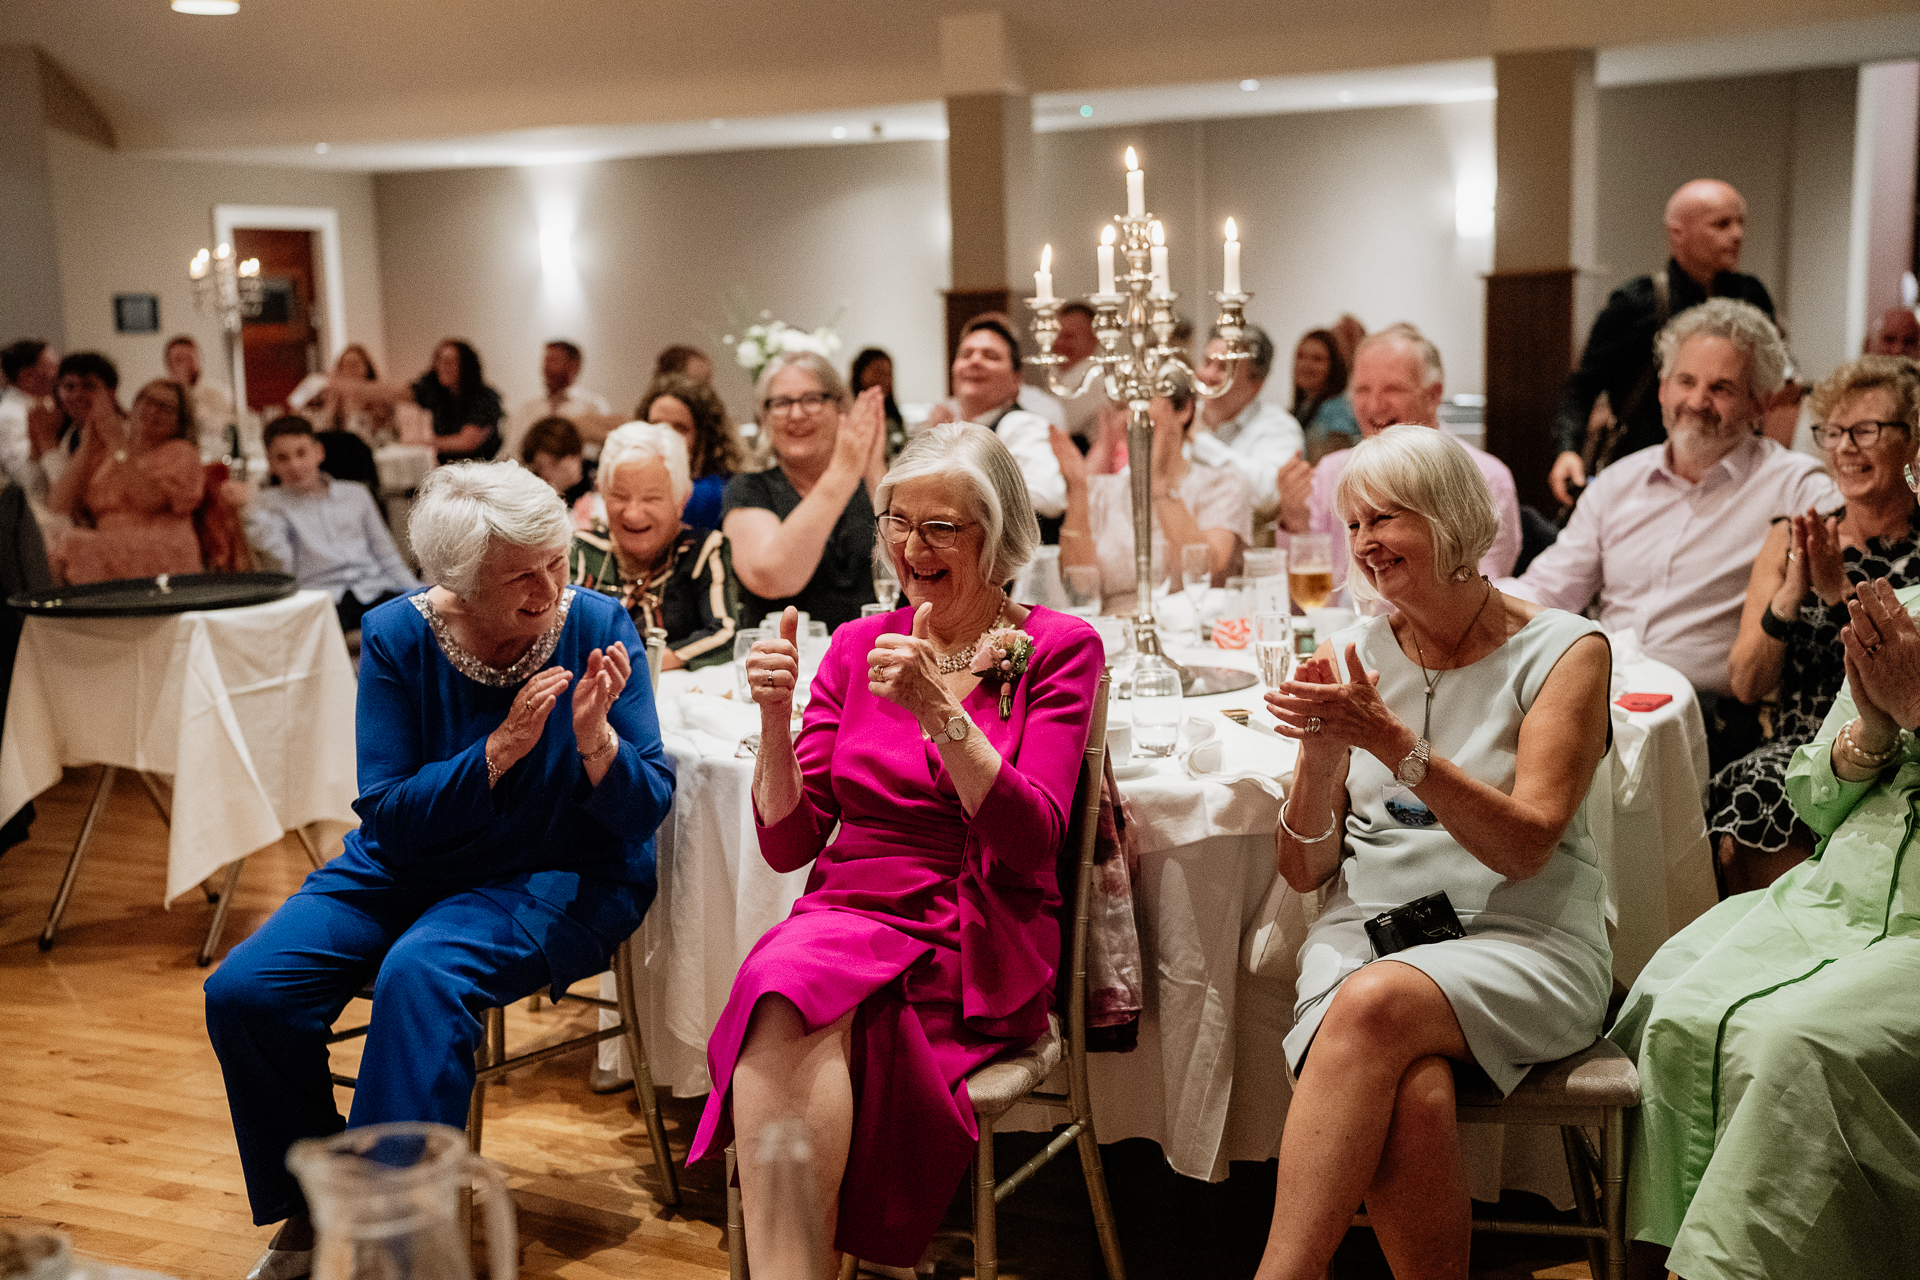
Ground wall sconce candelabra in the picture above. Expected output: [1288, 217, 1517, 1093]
[187, 243, 261, 446]
[1025, 148, 1257, 692]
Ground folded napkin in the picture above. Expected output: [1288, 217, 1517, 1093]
[1182, 712, 1292, 795]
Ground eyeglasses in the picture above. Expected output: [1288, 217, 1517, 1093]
[763, 391, 836, 416]
[879, 514, 973, 549]
[1812, 419, 1911, 448]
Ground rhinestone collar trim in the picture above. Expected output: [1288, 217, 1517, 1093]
[412, 588, 574, 687]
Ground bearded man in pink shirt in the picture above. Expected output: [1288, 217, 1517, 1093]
[1509, 298, 1838, 772]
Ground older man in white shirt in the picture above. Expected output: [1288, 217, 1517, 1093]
[1189, 322, 1305, 527]
[923, 315, 1067, 539]
[1510, 298, 1838, 772]
[502, 340, 612, 460]
[0, 339, 58, 495]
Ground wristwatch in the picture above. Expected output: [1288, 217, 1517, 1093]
[1393, 738, 1431, 787]
[928, 714, 971, 745]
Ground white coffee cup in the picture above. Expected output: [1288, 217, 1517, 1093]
[1106, 722, 1133, 767]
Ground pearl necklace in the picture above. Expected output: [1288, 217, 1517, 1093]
[933, 591, 1011, 674]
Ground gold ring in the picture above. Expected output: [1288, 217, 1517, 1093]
[1306, 717, 1322, 733]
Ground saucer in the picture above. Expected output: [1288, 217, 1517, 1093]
[1110, 758, 1159, 780]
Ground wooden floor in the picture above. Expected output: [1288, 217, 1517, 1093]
[0, 766, 1594, 1279]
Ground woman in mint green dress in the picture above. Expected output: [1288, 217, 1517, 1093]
[1610, 576, 1920, 1280]
[1257, 425, 1615, 1279]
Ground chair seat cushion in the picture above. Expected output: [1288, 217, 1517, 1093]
[966, 1014, 1063, 1120]
[1456, 1036, 1642, 1110]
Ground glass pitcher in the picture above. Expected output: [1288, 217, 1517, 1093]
[288, 1122, 517, 1280]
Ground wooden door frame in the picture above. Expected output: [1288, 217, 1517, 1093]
[213, 204, 346, 412]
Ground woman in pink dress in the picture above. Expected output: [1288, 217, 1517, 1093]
[50, 378, 205, 585]
[688, 422, 1103, 1275]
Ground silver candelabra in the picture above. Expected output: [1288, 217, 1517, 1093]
[187, 244, 261, 451]
[1026, 161, 1257, 689]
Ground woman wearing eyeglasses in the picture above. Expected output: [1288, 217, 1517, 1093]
[690, 423, 1102, 1276]
[1716, 354, 1920, 893]
[722, 351, 885, 631]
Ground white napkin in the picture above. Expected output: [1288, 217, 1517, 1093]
[1181, 712, 1291, 795]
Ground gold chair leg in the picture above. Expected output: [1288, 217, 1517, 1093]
[1561, 1126, 1606, 1280]
[1604, 1107, 1629, 1280]
[1075, 1121, 1127, 1280]
[467, 1005, 505, 1153]
[973, 1119, 997, 1280]
[725, 1143, 749, 1280]
[614, 939, 679, 1206]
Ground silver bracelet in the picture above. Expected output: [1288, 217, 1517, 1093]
[579, 727, 619, 767]
[1279, 801, 1339, 844]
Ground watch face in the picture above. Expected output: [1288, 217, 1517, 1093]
[945, 716, 968, 742]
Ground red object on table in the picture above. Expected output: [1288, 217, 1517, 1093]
[1211, 617, 1251, 650]
[1615, 692, 1673, 712]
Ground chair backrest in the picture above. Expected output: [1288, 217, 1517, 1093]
[1060, 673, 1111, 1052]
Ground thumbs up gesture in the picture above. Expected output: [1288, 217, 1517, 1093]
[868, 601, 949, 722]
[746, 606, 802, 715]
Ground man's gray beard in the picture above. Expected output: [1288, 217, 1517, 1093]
[1667, 412, 1752, 453]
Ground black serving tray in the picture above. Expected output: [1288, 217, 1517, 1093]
[8, 572, 299, 618]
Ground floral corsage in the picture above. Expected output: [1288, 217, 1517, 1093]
[972, 627, 1036, 719]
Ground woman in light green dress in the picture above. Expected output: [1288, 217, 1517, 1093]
[1256, 425, 1615, 1279]
[1610, 576, 1920, 1280]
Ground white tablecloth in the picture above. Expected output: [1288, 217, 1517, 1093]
[0, 590, 361, 904]
[618, 632, 1715, 1198]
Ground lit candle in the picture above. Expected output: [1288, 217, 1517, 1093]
[1097, 226, 1116, 294]
[190, 249, 210, 280]
[1125, 147, 1143, 218]
[215, 242, 232, 261]
[1149, 221, 1169, 292]
[1035, 244, 1053, 303]
[1224, 217, 1241, 294]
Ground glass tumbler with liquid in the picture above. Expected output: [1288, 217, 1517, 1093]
[1131, 659, 1184, 758]
[1289, 533, 1335, 610]
[1254, 612, 1292, 687]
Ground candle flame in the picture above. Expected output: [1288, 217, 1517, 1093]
[1150, 220, 1165, 246]
[1125, 147, 1138, 172]
[215, 243, 232, 259]
[1101, 225, 1117, 246]
[239, 258, 261, 277]
[1225, 217, 1238, 242]
[1040, 244, 1051, 272]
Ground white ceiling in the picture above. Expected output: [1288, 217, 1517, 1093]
[6, 1, 1919, 172]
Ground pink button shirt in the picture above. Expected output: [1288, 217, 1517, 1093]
[1507, 435, 1838, 696]
[1304, 434, 1523, 592]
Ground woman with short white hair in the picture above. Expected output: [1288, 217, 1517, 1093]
[689, 422, 1102, 1276]
[1256, 424, 1614, 1279]
[570, 421, 738, 670]
[206, 461, 675, 1280]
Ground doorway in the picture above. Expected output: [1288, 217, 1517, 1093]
[213, 204, 349, 414]
[233, 227, 318, 412]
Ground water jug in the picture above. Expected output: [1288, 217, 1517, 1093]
[287, 1122, 517, 1280]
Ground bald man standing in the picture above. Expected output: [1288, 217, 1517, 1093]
[1549, 179, 1776, 506]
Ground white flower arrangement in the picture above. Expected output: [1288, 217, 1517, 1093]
[723, 307, 845, 385]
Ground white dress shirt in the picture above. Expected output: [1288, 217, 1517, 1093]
[985, 407, 1066, 518]
[503, 386, 613, 461]
[241, 478, 422, 603]
[0, 387, 36, 494]
[1508, 435, 1838, 696]
[1188, 398, 1306, 520]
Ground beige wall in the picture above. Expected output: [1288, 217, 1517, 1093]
[1032, 103, 1497, 398]
[43, 131, 386, 391]
[372, 140, 951, 427]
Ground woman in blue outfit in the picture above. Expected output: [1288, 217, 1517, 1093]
[204, 461, 675, 1280]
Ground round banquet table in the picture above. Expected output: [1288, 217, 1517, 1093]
[612, 624, 1716, 1204]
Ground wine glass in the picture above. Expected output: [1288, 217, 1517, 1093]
[1063, 564, 1103, 618]
[1254, 612, 1292, 689]
[1180, 544, 1212, 643]
[872, 546, 901, 612]
[1289, 534, 1334, 610]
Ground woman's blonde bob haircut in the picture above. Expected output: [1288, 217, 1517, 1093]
[409, 461, 572, 599]
[874, 422, 1040, 588]
[1333, 424, 1498, 603]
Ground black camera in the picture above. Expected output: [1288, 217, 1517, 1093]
[1364, 891, 1465, 957]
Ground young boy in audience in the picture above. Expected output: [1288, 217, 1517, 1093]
[520, 414, 595, 510]
[241, 416, 421, 635]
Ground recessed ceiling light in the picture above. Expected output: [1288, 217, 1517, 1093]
[1079, 104, 1093, 118]
[453, 150, 467, 163]
[1240, 79, 1260, 91]
[831, 126, 847, 140]
[314, 142, 329, 154]
[1336, 90, 1355, 103]
[171, 0, 240, 14]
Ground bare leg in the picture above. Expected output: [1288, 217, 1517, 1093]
[1365, 1055, 1469, 1278]
[1252, 962, 1472, 1280]
[1717, 832, 1812, 897]
[732, 995, 856, 1280]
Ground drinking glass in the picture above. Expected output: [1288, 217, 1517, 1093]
[1254, 612, 1292, 688]
[1242, 548, 1282, 580]
[871, 546, 901, 612]
[1131, 659, 1183, 758]
[1181, 544, 1212, 642]
[1249, 548, 1288, 614]
[860, 603, 891, 617]
[1062, 564, 1103, 617]
[732, 627, 764, 702]
[1289, 534, 1335, 610]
